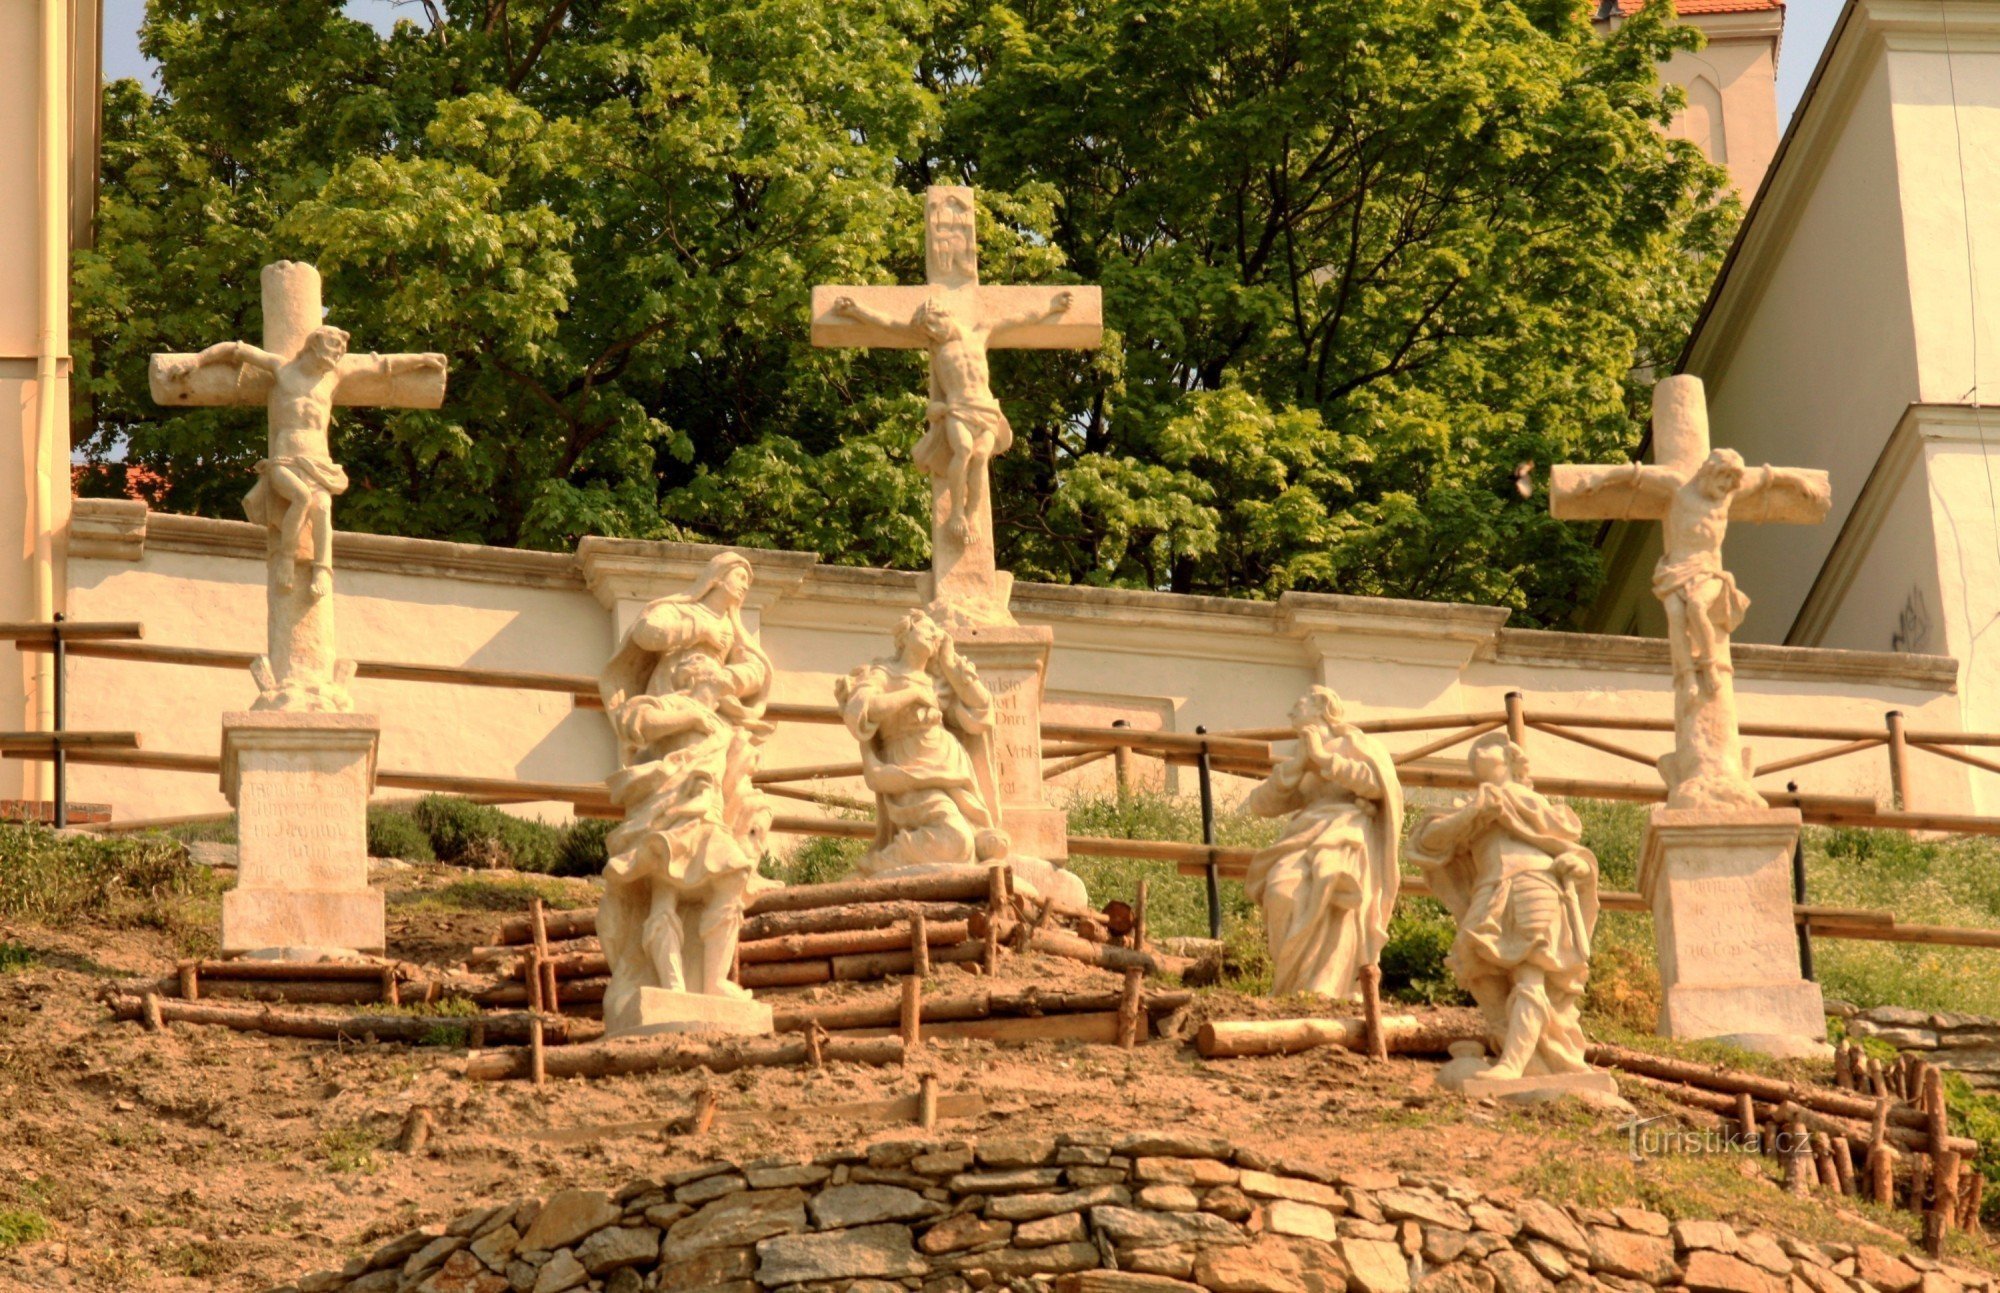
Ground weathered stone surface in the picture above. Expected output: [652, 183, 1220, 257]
[1485, 1249, 1556, 1293]
[1340, 1236, 1411, 1293]
[519, 1191, 622, 1254]
[1854, 1247, 1923, 1293]
[810, 1184, 945, 1229]
[1137, 1185, 1201, 1212]
[468, 1226, 522, 1276]
[988, 1185, 1131, 1221]
[1135, 1157, 1240, 1187]
[575, 1224, 660, 1275]
[676, 1172, 748, 1206]
[1417, 1267, 1498, 1293]
[1128, 1246, 1199, 1278]
[1341, 1171, 1402, 1191]
[1117, 1134, 1236, 1159]
[1736, 1235, 1793, 1276]
[449, 1207, 509, 1239]
[943, 1239, 1100, 1277]
[1059, 1145, 1114, 1167]
[417, 1250, 509, 1293]
[528, 1250, 586, 1293]
[1612, 1209, 1670, 1239]
[404, 1234, 466, 1280]
[1056, 1273, 1206, 1292]
[913, 1149, 976, 1176]
[1264, 1201, 1342, 1243]
[1587, 1227, 1678, 1285]
[1205, 1185, 1255, 1222]
[1091, 1205, 1251, 1250]
[1673, 1221, 1738, 1254]
[369, 1227, 446, 1272]
[1016, 1212, 1089, 1246]
[660, 1188, 809, 1262]
[1516, 1201, 1591, 1255]
[1377, 1190, 1471, 1233]
[919, 1212, 1012, 1255]
[671, 1246, 757, 1286]
[1343, 1220, 1398, 1242]
[1468, 1205, 1519, 1237]
[977, 1136, 1058, 1168]
[1070, 1166, 1130, 1187]
[1683, 1251, 1784, 1293]
[950, 1167, 1065, 1193]
[602, 1269, 643, 1293]
[1241, 1171, 1350, 1211]
[1794, 1263, 1851, 1293]
[641, 1202, 689, 1230]
[1521, 1239, 1572, 1280]
[744, 1163, 831, 1190]
[755, 1223, 927, 1284]
[1425, 1228, 1474, 1266]
[1195, 1235, 1321, 1293]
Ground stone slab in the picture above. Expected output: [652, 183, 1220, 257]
[951, 625, 1067, 861]
[1452, 1071, 1622, 1104]
[616, 987, 774, 1040]
[1639, 808, 1825, 1053]
[219, 711, 382, 957]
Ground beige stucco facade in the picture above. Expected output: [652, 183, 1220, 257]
[58, 499, 1968, 830]
[1584, 0, 2000, 812]
[0, 0, 97, 812]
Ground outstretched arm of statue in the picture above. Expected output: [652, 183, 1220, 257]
[189, 340, 282, 375]
[343, 351, 448, 381]
[829, 295, 910, 334]
[989, 289, 1075, 336]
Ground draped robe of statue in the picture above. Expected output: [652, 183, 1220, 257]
[839, 654, 1004, 875]
[1408, 770, 1601, 1077]
[596, 560, 775, 1033]
[1242, 723, 1403, 999]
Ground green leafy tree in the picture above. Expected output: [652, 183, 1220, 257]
[75, 0, 1731, 623]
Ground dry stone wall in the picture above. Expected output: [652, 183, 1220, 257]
[270, 1131, 1994, 1293]
[1842, 1005, 2000, 1090]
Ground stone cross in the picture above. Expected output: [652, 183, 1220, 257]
[812, 186, 1102, 627]
[150, 262, 447, 712]
[1551, 375, 1831, 810]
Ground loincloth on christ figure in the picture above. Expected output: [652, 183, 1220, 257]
[243, 454, 351, 529]
[915, 400, 1013, 476]
[1650, 552, 1750, 634]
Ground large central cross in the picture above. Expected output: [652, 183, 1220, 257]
[812, 186, 1102, 627]
[1551, 375, 1831, 811]
[150, 261, 447, 712]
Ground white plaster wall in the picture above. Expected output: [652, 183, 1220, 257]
[1660, 19, 1783, 198]
[1922, 422, 2000, 813]
[1691, 55, 1920, 645]
[52, 504, 1974, 826]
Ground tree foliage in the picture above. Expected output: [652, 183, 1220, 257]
[76, 0, 1733, 622]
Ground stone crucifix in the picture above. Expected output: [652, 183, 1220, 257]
[150, 261, 447, 712]
[1552, 375, 1831, 811]
[812, 186, 1102, 627]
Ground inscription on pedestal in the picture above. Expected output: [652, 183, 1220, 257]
[236, 753, 370, 893]
[951, 625, 1068, 861]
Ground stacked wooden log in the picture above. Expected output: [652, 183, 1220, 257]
[141, 958, 416, 1007]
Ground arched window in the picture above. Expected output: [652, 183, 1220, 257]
[1675, 74, 1728, 165]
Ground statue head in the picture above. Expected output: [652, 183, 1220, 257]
[1696, 447, 1745, 501]
[1289, 685, 1345, 734]
[689, 550, 755, 611]
[1468, 730, 1529, 787]
[892, 609, 948, 667]
[913, 297, 954, 343]
[925, 187, 978, 287]
[303, 326, 350, 367]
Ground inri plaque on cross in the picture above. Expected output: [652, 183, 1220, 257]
[812, 187, 1102, 627]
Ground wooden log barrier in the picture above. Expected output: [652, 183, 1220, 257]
[463, 1033, 906, 1082]
[738, 901, 985, 944]
[106, 994, 571, 1045]
[771, 987, 1194, 1035]
[1195, 1015, 1478, 1059]
[736, 920, 974, 966]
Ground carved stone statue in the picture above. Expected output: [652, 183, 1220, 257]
[1551, 376, 1831, 810]
[1241, 687, 1402, 999]
[596, 551, 777, 1036]
[812, 186, 1103, 628]
[837, 609, 1008, 874]
[1408, 733, 1602, 1083]
[150, 261, 448, 712]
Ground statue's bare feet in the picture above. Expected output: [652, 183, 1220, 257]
[947, 515, 968, 544]
[309, 564, 333, 599]
[716, 980, 754, 1002]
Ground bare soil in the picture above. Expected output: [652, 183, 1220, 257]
[0, 870, 1971, 1293]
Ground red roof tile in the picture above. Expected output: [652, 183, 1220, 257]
[1605, 0, 1783, 15]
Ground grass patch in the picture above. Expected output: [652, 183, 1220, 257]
[0, 1207, 50, 1252]
[394, 876, 592, 914]
[0, 825, 225, 955]
[318, 1125, 381, 1174]
[0, 942, 35, 973]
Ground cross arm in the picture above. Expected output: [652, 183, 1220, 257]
[810, 284, 1103, 350]
[1729, 465, 1832, 525]
[1549, 462, 1677, 522]
[334, 351, 450, 410]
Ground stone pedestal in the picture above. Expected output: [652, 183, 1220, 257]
[1640, 808, 1827, 1056]
[951, 624, 1067, 862]
[220, 711, 383, 959]
[618, 987, 774, 1040]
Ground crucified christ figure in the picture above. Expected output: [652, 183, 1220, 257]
[167, 328, 444, 599]
[830, 290, 1073, 544]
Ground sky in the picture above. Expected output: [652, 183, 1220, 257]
[103, 0, 1847, 129]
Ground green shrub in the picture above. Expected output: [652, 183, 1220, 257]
[366, 807, 434, 863]
[765, 833, 864, 887]
[1380, 897, 1466, 1005]
[0, 942, 34, 973]
[552, 817, 613, 878]
[0, 825, 216, 926]
[0, 1207, 50, 1252]
[411, 795, 564, 872]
